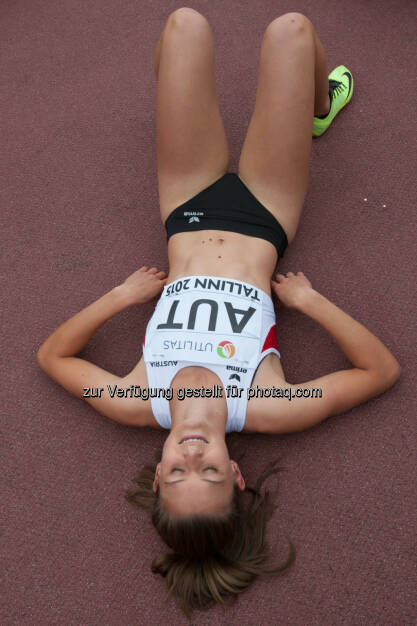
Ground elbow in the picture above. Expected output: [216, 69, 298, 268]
[37, 344, 51, 372]
[365, 356, 401, 396]
[379, 357, 401, 391]
[388, 360, 401, 387]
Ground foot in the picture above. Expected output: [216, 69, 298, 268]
[315, 93, 331, 118]
[313, 65, 354, 137]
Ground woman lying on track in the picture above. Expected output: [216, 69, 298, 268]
[37, 9, 400, 617]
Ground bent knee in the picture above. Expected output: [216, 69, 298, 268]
[265, 12, 314, 42]
[165, 7, 210, 30]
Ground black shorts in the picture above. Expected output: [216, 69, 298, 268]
[164, 172, 288, 259]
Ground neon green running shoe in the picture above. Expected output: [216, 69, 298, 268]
[313, 65, 354, 137]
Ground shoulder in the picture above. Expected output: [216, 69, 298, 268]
[242, 353, 287, 432]
[122, 358, 165, 429]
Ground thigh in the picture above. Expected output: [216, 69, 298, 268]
[155, 8, 230, 223]
[238, 13, 316, 243]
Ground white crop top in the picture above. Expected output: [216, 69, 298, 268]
[142, 275, 280, 432]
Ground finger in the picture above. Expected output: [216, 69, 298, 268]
[297, 271, 304, 276]
[155, 280, 167, 292]
[287, 272, 295, 277]
[275, 273, 286, 282]
[148, 267, 158, 274]
[156, 271, 166, 278]
[139, 266, 148, 272]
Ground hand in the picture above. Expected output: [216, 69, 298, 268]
[119, 266, 167, 305]
[271, 271, 315, 310]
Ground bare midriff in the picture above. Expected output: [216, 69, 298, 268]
[166, 229, 278, 295]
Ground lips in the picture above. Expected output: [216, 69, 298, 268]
[179, 435, 208, 444]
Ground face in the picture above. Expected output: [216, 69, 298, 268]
[153, 431, 245, 516]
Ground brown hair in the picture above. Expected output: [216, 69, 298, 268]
[124, 447, 296, 618]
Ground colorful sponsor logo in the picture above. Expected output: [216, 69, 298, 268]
[217, 340, 235, 359]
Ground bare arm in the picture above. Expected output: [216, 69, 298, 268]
[256, 272, 401, 434]
[37, 266, 166, 425]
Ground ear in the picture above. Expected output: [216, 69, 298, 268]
[153, 462, 161, 493]
[230, 460, 245, 491]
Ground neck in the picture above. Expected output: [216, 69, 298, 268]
[170, 366, 228, 436]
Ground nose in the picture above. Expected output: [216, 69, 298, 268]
[182, 442, 205, 463]
[183, 442, 204, 454]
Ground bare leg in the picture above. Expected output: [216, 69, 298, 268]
[238, 13, 331, 244]
[153, 8, 229, 224]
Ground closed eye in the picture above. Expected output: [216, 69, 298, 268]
[171, 467, 218, 472]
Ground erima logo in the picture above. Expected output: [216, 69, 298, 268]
[226, 365, 247, 373]
[188, 216, 200, 223]
[184, 211, 204, 216]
